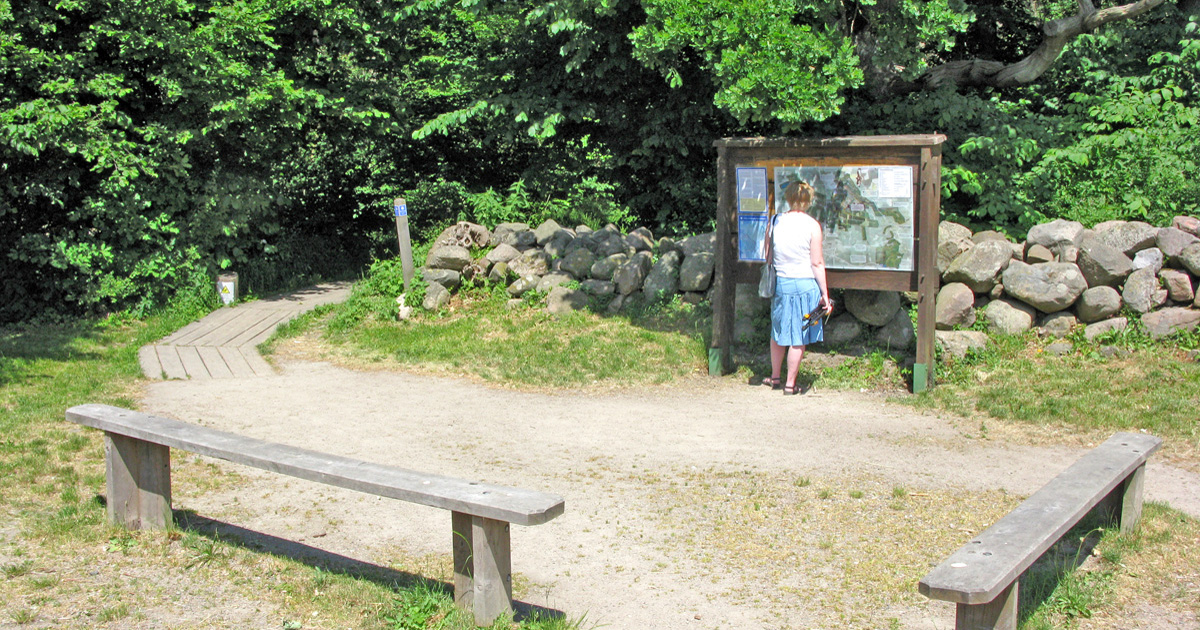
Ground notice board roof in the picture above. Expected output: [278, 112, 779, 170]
[714, 135, 947, 149]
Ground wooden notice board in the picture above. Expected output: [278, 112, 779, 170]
[710, 135, 946, 392]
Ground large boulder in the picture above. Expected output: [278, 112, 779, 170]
[506, 275, 540, 298]
[423, 282, 450, 310]
[1122, 266, 1168, 313]
[487, 261, 513, 284]
[1132, 248, 1164, 273]
[874, 309, 915, 350]
[945, 240, 1014, 293]
[1141, 307, 1200, 339]
[679, 252, 715, 292]
[643, 250, 683, 301]
[433, 221, 490, 249]
[1026, 219, 1084, 262]
[509, 249, 553, 277]
[844, 290, 902, 327]
[1000, 261, 1087, 314]
[421, 268, 461, 290]
[490, 222, 530, 247]
[536, 272, 574, 293]
[1025, 244, 1055, 264]
[1157, 227, 1200, 265]
[579, 279, 616, 297]
[485, 243, 522, 265]
[983, 299, 1037, 335]
[1160, 269, 1195, 303]
[1092, 221, 1158, 256]
[936, 330, 989, 360]
[613, 251, 654, 295]
[546, 285, 589, 315]
[1178, 242, 1200, 277]
[559, 247, 596, 279]
[822, 314, 863, 346]
[937, 222, 974, 275]
[624, 230, 654, 253]
[1173, 215, 1200, 238]
[1076, 237, 1133, 287]
[1038, 312, 1077, 339]
[935, 282, 976, 330]
[679, 232, 717, 258]
[1076, 286, 1122, 323]
[1083, 317, 1128, 342]
[544, 230, 576, 258]
[594, 228, 630, 257]
[425, 244, 472, 272]
[591, 253, 628, 281]
[533, 219, 566, 246]
[500, 228, 538, 250]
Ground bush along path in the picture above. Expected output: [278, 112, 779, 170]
[420, 216, 1200, 357]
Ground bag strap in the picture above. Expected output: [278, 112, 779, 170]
[764, 213, 779, 264]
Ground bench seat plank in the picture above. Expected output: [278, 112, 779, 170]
[67, 404, 564, 526]
[919, 432, 1161, 605]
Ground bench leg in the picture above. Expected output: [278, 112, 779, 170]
[1118, 462, 1147, 533]
[955, 583, 1017, 630]
[452, 511, 474, 610]
[472, 516, 513, 626]
[104, 432, 172, 530]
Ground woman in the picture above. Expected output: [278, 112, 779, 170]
[763, 181, 832, 395]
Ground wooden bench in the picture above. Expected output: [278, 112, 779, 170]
[919, 432, 1161, 630]
[66, 404, 565, 626]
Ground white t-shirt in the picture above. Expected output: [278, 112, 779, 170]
[771, 211, 821, 279]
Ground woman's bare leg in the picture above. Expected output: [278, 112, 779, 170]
[785, 344, 806, 389]
[769, 337, 786, 382]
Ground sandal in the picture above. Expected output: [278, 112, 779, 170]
[762, 377, 782, 389]
[782, 385, 800, 396]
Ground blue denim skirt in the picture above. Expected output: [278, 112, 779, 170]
[771, 277, 824, 347]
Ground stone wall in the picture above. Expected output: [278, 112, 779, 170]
[419, 215, 1200, 358]
[420, 220, 716, 315]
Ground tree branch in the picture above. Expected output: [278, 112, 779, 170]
[917, 0, 1167, 90]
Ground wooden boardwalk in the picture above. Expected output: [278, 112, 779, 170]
[139, 282, 352, 380]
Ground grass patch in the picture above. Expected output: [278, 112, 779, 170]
[307, 281, 711, 389]
[914, 331, 1200, 449]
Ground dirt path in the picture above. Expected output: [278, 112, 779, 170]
[139, 357, 1200, 629]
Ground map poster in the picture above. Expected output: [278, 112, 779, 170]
[774, 165, 915, 271]
[738, 214, 769, 262]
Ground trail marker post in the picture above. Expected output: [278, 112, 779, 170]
[394, 197, 414, 294]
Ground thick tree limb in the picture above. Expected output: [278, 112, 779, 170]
[921, 0, 1169, 89]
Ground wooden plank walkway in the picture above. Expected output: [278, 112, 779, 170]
[139, 282, 351, 380]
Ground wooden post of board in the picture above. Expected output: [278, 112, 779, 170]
[394, 197, 414, 294]
[104, 433, 172, 530]
[913, 146, 942, 393]
[471, 516, 513, 625]
[711, 145, 736, 375]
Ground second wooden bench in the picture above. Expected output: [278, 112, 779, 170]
[66, 403, 565, 626]
[919, 432, 1161, 630]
